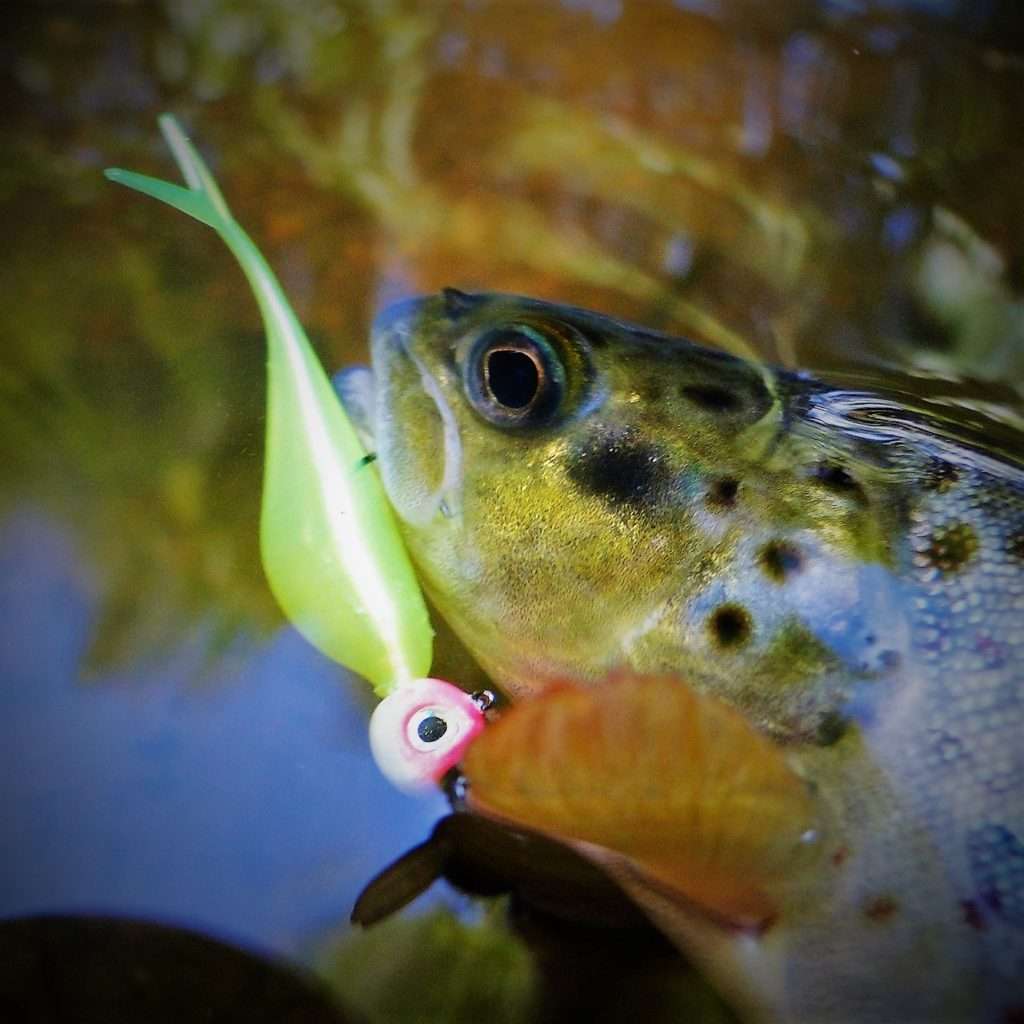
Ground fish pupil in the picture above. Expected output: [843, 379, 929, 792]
[485, 348, 541, 409]
[465, 324, 569, 428]
[417, 715, 448, 743]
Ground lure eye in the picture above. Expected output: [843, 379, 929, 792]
[466, 325, 566, 427]
[415, 711, 448, 744]
[369, 679, 487, 791]
[408, 706, 459, 752]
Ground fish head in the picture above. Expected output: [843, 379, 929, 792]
[362, 289, 809, 698]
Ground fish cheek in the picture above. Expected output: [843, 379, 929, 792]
[452, 434, 578, 606]
[447, 424, 687, 676]
[396, 388, 446, 490]
[375, 345, 451, 524]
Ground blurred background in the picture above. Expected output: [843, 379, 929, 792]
[2, 1, 1023, 1020]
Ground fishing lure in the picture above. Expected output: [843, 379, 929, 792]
[106, 115, 483, 789]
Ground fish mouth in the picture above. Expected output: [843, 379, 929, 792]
[340, 296, 463, 527]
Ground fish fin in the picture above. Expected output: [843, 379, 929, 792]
[573, 841, 776, 933]
[464, 673, 822, 929]
[351, 833, 450, 927]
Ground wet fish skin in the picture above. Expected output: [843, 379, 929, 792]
[359, 290, 1024, 1022]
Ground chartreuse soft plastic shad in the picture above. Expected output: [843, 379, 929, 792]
[106, 115, 484, 790]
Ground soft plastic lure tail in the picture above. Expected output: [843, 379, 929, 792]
[106, 115, 431, 695]
[106, 116, 483, 791]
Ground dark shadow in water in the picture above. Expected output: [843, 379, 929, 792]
[0, 914, 358, 1024]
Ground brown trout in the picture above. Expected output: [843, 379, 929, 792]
[340, 289, 1024, 1022]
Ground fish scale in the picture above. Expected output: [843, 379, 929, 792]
[902, 462, 1024, 992]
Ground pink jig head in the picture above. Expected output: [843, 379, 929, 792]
[369, 678, 489, 792]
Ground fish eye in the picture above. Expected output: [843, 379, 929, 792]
[465, 325, 566, 427]
[408, 705, 463, 753]
[487, 348, 539, 409]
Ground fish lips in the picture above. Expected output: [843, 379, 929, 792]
[333, 364, 377, 452]
[337, 297, 464, 527]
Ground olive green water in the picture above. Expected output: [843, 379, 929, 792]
[2, 2, 1023, 1021]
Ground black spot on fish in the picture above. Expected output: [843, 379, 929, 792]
[922, 457, 960, 493]
[567, 429, 670, 510]
[706, 477, 739, 510]
[974, 633, 1010, 672]
[1008, 529, 1024, 562]
[758, 540, 803, 582]
[864, 895, 900, 922]
[358, 452, 378, 468]
[810, 462, 866, 502]
[961, 899, 987, 931]
[925, 522, 979, 575]
[708, 604, 752, 649]
[877, 648, 902, 672]
[966, 824, 1024, 926]
[814, 710, 849, 746]
[927, 729, 968, 770]
[681, 384, 741, 413]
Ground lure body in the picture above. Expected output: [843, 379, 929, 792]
[107, 116, 432, 696]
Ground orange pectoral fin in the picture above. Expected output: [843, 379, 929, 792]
[463, 673, 822, 930]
